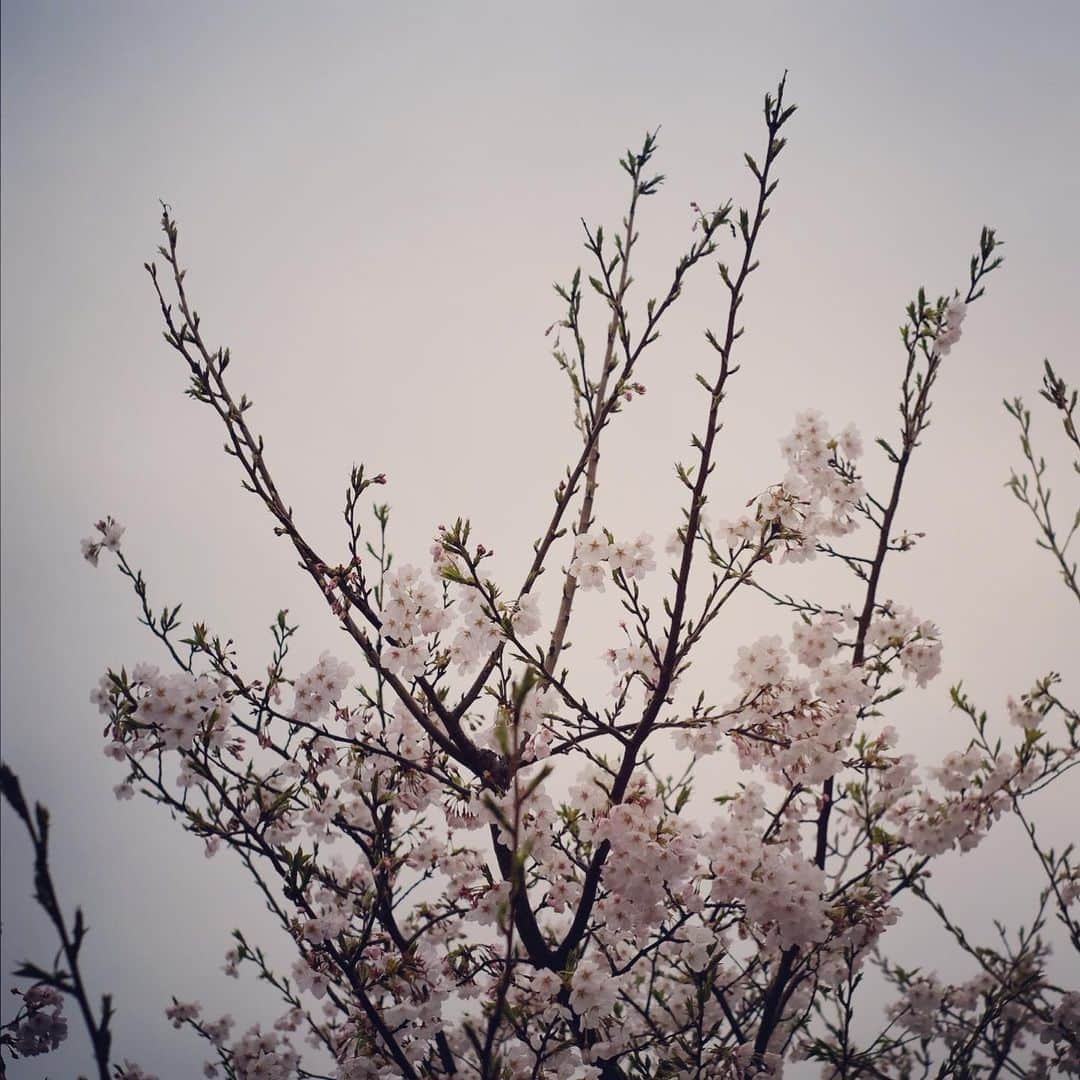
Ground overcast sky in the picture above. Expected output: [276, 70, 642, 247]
[2, 2, 1078, 1076]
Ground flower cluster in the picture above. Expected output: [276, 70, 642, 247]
[379, 562, 453, 678]
[867, 602, 943, 688]
[382, 564, 453, 643]
[93, 663, 233, 758]
[778, 411, 864, 553]
[1031, 991, 1080, 1077]
[569, 958, 621, 1026]
[165, 999, 202, 1028]
[569, 531, 656, 591]
[1007, 679, 1051, 730]
[934, 298, 968, 356]
[7, 985, 68, 1057]
[732, 634, 789, 687]
[80, 515, 126, 567]
[379, 544, 545, 678]
[604, 641, 660, 695]
[711, 412, 865, 564]
[589, 780, 698, 936]
[705, 786, 831, 951]
[446, 587, 503, 674]
[790, 612, 843, 668]
[227, 1023, 300, 1080]
[124, 668, 232, 753]
[510, 592, 542, 637]
[687, 626, 874, 783]
[291, 652, 354, 725]
[893, 749, 1034, 856]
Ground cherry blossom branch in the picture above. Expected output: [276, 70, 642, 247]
[555, 74, 795, 991]
[542, 140, 652, 678]
[453, 139, 735, 725]
[1005, 365, 1080, 604]
[0, 764, 115, 1080]
[147, 221, 501, 793]
[750, 229, 1005, 1068]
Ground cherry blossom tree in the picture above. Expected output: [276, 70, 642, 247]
[4, 76, 1077, 1080]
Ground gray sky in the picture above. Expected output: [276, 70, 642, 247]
[2, 2, 1078, 1075]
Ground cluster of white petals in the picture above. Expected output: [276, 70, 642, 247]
[291, 652, 354, 724]
[704, 787, 826, 951]
[934, 298, 968, 356]
[1030, 991, 1080, 1076]
[80, 515, 125, 567]
[892, 750, 1036, 856]
[710, 412, 865, 564]
[383, 564, 452, 642]
[733, 634, 789, 687]
[569, 530, 655, 591]
[165, 1000, 201, 1029]
[511, 592, 542, 637]
[1007, 682, 1047, 731]
[775, 411, 865, 557]
[227, 1023, 300, 1080]
[604, 641, 660, 695]
[446, 588, 501, 674]
[790, 612, 843, 667]
[379, 563, 451, 679]
[676, 624, 871, 783]
[569, 958, 621, 1025]
[10, 985, 68, 1057]
[375, 544, 547, 680]
[867, 602, 943, 687]
[96, 666, 232, 754]
[589, 782, 698, 936]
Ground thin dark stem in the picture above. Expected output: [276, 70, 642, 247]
[1, 765, 114, 1080]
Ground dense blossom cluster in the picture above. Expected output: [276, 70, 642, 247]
[93, 663, 233, 756]
[882, 977, 1080, 1078]
[706, 786, 830, 950]
[291, 653, 355, 725]
[934, 298, 968, 356]
[376, 547, 550, 681]
[892, 748, 1034, 856]
[741, 411, 865, 562]
[1032, 992, 1080, 1077]
[569, 531, 657, 591]
[5, 986, 68, 1057]
[224, 1023, 301, 1080]
[867, 602, 943, 688]
[722, 634, 872, 784]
